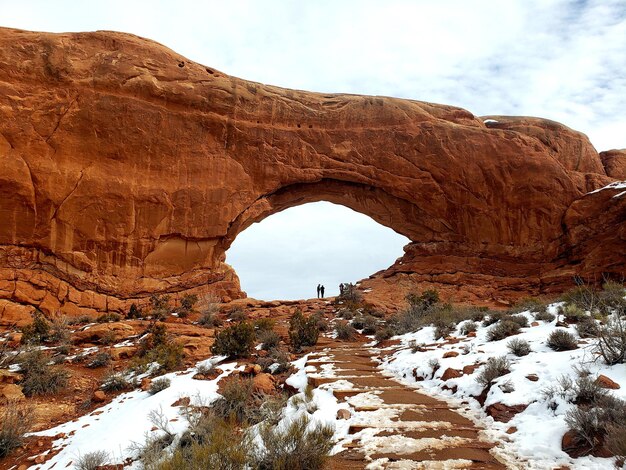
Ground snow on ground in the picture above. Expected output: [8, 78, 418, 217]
[376, 303, 625, 469]
[32, 357, 236, 469]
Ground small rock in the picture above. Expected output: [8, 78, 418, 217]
[531, 321, 540, 327]
[467, 331, 477, 337]
[506, 426, 517, 434]
[141, 378, 152, 391]
[595, 374, 620, 389]
[526, 374, 539, 382]
[441, 368, 462, 381]
[336, 409, 351, 420]
[462, 364, 480, 375]
[35, 455, 45, 464]
[171, 397, 191, 407]
[443, 351, 459, 358]
[92, 390, 106, 402]
[486, 403, 528, 422]
[252, 373, 276, 394]
[0, 383, 25, 401]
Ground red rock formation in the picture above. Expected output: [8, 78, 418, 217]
[0, 27, 624, 323]
[600, 149, 626, 179]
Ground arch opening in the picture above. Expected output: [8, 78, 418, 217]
[226, 201, 410, 300]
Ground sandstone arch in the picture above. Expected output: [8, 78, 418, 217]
[0, 27, 624, 323]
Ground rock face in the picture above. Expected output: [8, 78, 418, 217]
[0, 27, 624, 323]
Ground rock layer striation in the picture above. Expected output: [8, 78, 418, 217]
[0, 27, 624, 323]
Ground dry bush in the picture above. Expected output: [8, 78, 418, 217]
[459, 320, 478, 336]
[547, 329, 578, 351]
[0, 401, 33, 458]
[86, 351, 112, 369]
[576, 316, 599, 338]
[507, 338, 531, 356]
[149, 377, 171, 394]
[253, 415, 334, 470]
[534, 310, 556, 322]
[135, 323, 184, 372]
[598, 281, 626, 315]
[374, 326, 395, 342]
[476, 356, 510, 387]
[259, 330, 281, 351]
[559, 304, 586, 322]
[289, 311, 319, 352]
[486, 320, 521, 342]
[513, 297, 548, 315]
[336, 283, 363, 305]
[310, 311, 329, 332]
[75, 450, 110, 470]
[101, 369, 134, 392]
[18, 349, 69, 396]
[594, 317, 626, 365]
[20, 310, 51, 344]
[96, 313, 122, 323]
[212, 377, 266, 424]
[211, 322, 255, 358]
[227, 307, 247, 322]
[335, 321, 357, 341]
[128, 303, 143, 319]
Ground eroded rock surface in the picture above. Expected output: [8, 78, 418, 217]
[0, 27, 624, 322]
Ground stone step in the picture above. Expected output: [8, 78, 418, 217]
[348, 423, 476, 434]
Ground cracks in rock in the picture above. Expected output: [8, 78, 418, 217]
[45, 96, 77, 144]
[50, 169, 85, 222]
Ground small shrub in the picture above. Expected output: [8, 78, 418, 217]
[21, 310, 51, 344]
[310, 311, 329, 331]
[258, 348, 291, 374]
[259, 330, 281, 351]
[198, 310, 222, 328]
[18, 349, 69, 396]
[48, 316, 71, 343]
[562, 285, 599, 313]
[508, 315, 529, 328]
[253, 318, 275, 334]
[482, 311, 505, 327]
[513, 298, 547, 314]
[507, 338, 531, 356]
[374, 326, 395, 342]
[76, 450, 110, 470]
[459, 320, 478, 336]
[534, 310, 556, 322]
[101, 370, 133, 392]
[547, 329, 578, 351]
[289, 311, 319, 351]
[227, 307, 247, 322]
[337, 283, 363, 304]
[559, 304, 586, 322]
[135, 323, 184, 372]
[335, 322, 357, 341]
[606, 423, 626, 467]
[253, 415, 334, 470]
[486, 320, 521, 342]
[573, 372, 608, 405]
[128, 303, 143, 319]
[149, 294, 172, 320]
[97, 313, 122, 323]
[87, 352, 112, 369]
[211, 322, 255, 358]
[212, 377, 264, 424]
[149, 377, 171, 394]
[476, 356, 511, 387]
[0, 402, 33, 458]
[433, 320, 454, 340]
[599, 281, 626, 315]
[336, 308, 355, 320]
[179, 294, 199, 316]
[594, 317, 626, 365]
[576, 316, 599, 338]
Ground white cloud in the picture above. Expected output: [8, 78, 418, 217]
[2, 0, 624, 298]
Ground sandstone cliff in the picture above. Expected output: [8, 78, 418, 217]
[0, 27, 624, 323]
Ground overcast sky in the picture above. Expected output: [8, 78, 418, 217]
[2, 1, 625, 299]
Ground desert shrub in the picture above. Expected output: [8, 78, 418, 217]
[393, 290, 442, 334]
[128, 303, 143, 319]
[97, 313, 122, 323]
[486, 320, 521, 342]
[513, 297, 547, 314]
[576, 316, 599, 338]
[149, 294, 172, 320]
[607, 423, 626, 467]
[352, 315, 377, 335]
[459, 320, 478, 336]
[149, 377, 171, 394]
[310, 311, 328, 332]
[212, 377, 265, 424]
[507, 338, 531, 356]
[75, 450, 110, 470]
[179, 294, 199, 317]
[559, 304, 586, 322]
[599, 281, 626, 315]
[594, 317, 626, 365]
[48, 316, 71, 344]
[433, 321, 454, 340]
[451, 306, 489, 323]
[0, 402, 33, 458]
[253, 415, 334, 470]
[476, 356, 511, 387]
[573, 372, 609, 405]
[336, 283, 363, 305]
[21, 310, 51, 344]
[336, 308, 355, 320]
[258, 349, 291, 374]
[508, 314, 529, 328]
[259, 330, 281, 351]
[564, 394, 626, 454]
[562, 284, 600, 312]
[482, 311, 506, 327]
[534, 309, 556, 322]
[211, 322, 255, 358]
[374, 326, 395, 342]
[101, 370, 134, 392]
[335, 322, 357, 341]
[135, 323, 184, 372]
[198, 311, 222, 328]
[87, 351, 112, 369]
[289, 311, 319, 352]
[547, 329, 578, 351]
[161, 412, 251, 470]
[254, 318, 275, 335]
[18, 349, 69, 396]
[227, 307, 247, 322]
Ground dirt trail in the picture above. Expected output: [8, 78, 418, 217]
[307, 337, 506, 469]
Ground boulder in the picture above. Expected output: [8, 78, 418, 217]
[252, 373, 276, 394]
[0, 383, 25, 401]
[441, 368, 462, 381]
[92, 390, 106, 402]
[486, 403, 528, 422]
[595, 374, 620, 390]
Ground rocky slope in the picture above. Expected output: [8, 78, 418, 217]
[0, 27, 624, 324]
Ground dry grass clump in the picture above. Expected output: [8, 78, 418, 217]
[594, 317, 626, 365]
[546, 329, 578, 351]
[75, 450, 110, 470]
[476, 356, 510, 387]
[507, 338, 531, 356]
[486, 319, 521, 342]
[134, 323, 184, 372]
[0, 402, 33, 458]
[18, 349, 69, 396]
[335, 321, 357, 341]
[149, 377, 171, 394]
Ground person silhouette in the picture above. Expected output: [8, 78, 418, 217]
[316, 284, 321, 299]
[320, 285, 325, 298]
